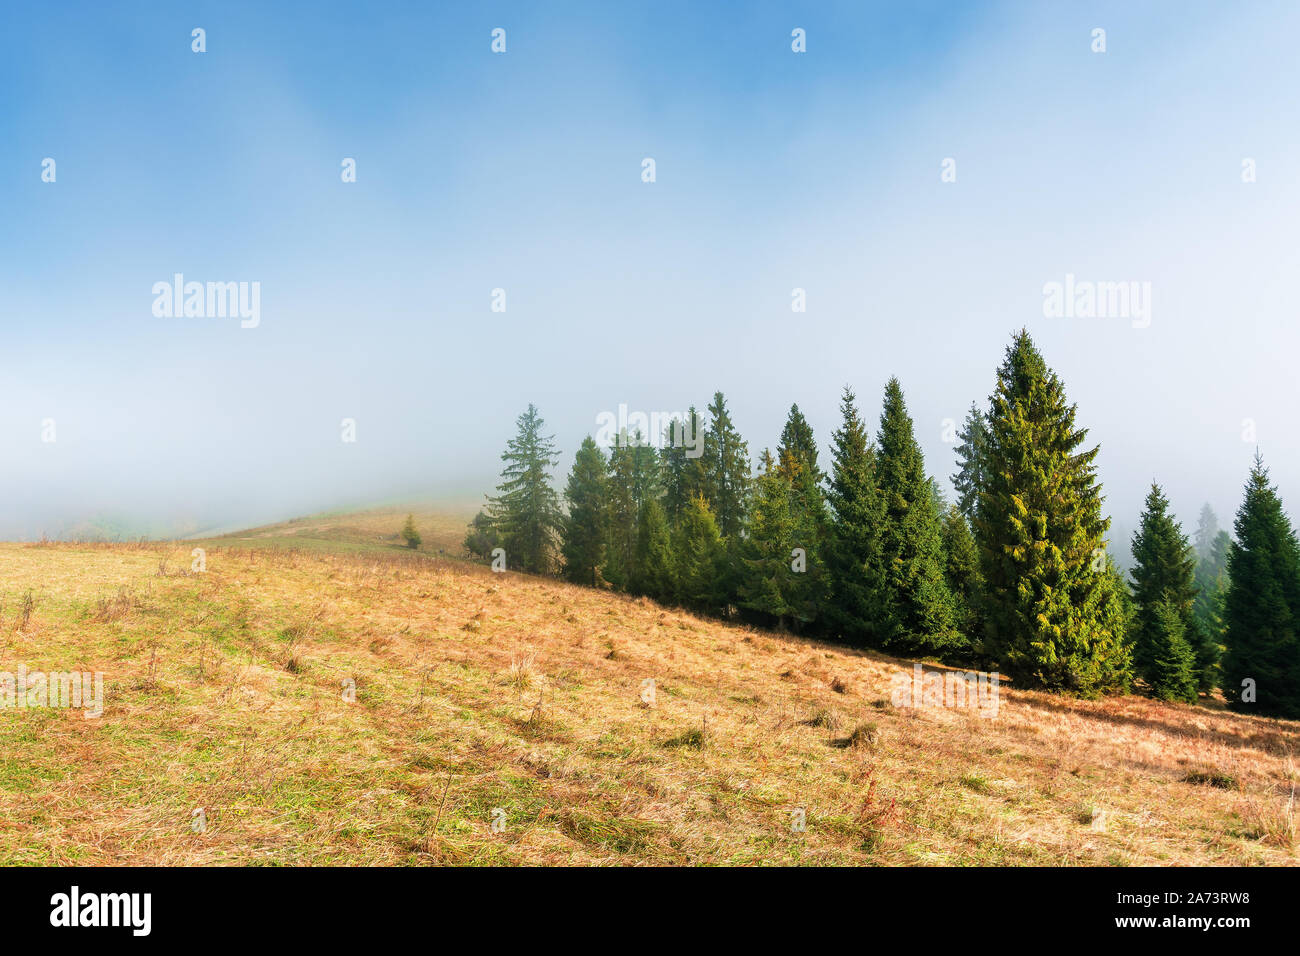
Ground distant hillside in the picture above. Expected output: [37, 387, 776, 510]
[196, 502, 479, 557]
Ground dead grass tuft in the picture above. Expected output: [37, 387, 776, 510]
[1183, 768, 1238, 790]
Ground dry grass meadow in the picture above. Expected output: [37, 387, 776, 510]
[0, 512, 1297, 866]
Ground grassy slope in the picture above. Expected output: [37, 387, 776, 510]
[0, 510, 1296, 865]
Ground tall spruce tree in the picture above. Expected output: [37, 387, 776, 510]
[941, 504, 983, 650]
[786, 455, 830, 628]
[1191, 529, 1230, 691]
[974, 331, 1130, 694]
[1129, 483, 1200, 696]
[604, 438, 636, 589]
[1193, 504, 1221, 562]
[1099, 554, 1136, 680]
[661, 408, 706, 526]
[629, 435, 661, 507]
[738, 451, 799, 629]
[486, 404, 563, 574]
[776, 406, 830, 628]
[777, 404, 822, 482]
[876, 377, 959, 655]
[560, 437, 609, 586]
[1221, 453, 1300, 717]
[950, 403, 988, 524]
[605, 431, 659, 590]
[825, 386, 888, 647]
[699, 392, 751, 540]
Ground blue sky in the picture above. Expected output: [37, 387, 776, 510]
[4, 1, 1300, 542]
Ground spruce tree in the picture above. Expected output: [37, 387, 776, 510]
[627, 432, 662, 507]
[941, 504, 983, 648]
[1193, 504, 1221, 562]
[876, 377, 959, 655]
[738, 451, 798, 629]
[674, 494, 728, 614]
[1194, 529, 1231, 631]
[486, 404, 563, 574]
[1191, 529, 1230, 691]
[824, 387, 888, 647]
[605, 432, 656, 590]
[699, 392, 751, 540]
[1129, 483, 1200, 694]
[632, 498, 675, 601]
[787, 456, 830, 628]
[927, 478, 949, 520]
[661, 408, 706, 526]
[950, 403, 988, 524]
[974, 331, 1130, 694]
[776, 406, 830, 629]
[1098, 555, 1135, 692]
[604, 440, 633, 589]
[1222, 453, 1300, 717]
[463, 509, 500, 560]
[1189, 503, 1227, 692]
[1147, 598, 1198, 703]
[777, 404, 821, 482]
[401, 514, 422, 550]
[560, 437, 609, 586]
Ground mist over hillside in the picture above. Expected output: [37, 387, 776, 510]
[4, 2, 1292, 547]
